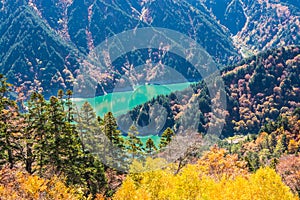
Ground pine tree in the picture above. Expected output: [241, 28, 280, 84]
[65, 90, 74, 123]
[77, 102, 97, 150]
[159, 127, 175, 149]
[55, 95, 106, 197]
[103, 112, 124, 148]
[145, 138, 157, 154]
[24, 92, 49, 174]
[48, 95, 66, 173]
[245, 151, 260, 172]
[125, 125, 144, 159]
[268, 133, 277, 153]
[281, 133, 288, 153]
[274, 139, 285, 158]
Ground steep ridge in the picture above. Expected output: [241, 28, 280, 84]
[0, 0, 299, 97]
[200, 0, 300, 56]
[0, 0, 240, 97]
[29, 0, 238, 61]
[0, 4, 82, 97]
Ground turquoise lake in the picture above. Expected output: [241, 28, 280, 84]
[73, 82, 194, 146]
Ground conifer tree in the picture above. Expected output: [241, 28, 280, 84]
[268, 132, 277, 153]
[125, 125, 144, 159]
[48, 95, 66, 172]
[65, 90, 74, 123]
[274, 139, 285, 158]
[58, 97, 106, 197]
[145, 138, 157, 154]
[103, 112, 124, 148]
[159, 127, 175, 149]
[75, 101, 103, 153]
[281, 133, 288, 152]
[24, 92, 49, 174]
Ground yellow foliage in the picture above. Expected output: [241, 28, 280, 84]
[113, 178, 151, 200]
[45, 176, 84, 200]
[288, 139, 299, 154]
[17, 172, 49, 199]
[114, 160, 298, 200]
[0, 168, 84, 200]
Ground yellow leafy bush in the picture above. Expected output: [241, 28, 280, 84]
[0, 167, 84, 200]
[114, 159, 298, 200]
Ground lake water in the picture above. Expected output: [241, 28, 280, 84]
[73, 82, 194, 146]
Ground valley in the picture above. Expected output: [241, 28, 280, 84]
[0, 0, 299, 199]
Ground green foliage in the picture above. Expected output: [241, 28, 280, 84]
[159, 127, 175, 149]
[0, 5, 80, 96]
[104, 112, 124, 148]
[125, 126, 144, 159]
[0, 78, 107, 197]
[145, 138, 157, 154]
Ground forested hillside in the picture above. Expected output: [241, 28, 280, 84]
[0, 0, 239, 97]
[0, 0, 300, 199]
[1, 0, 299, 97]
[200, 0, 300, 56]
[1, 73, 300, 198]
[0, 3, 81, 97]
[119, 45, 300, 137]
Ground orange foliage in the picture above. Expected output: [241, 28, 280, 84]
[0, 166, 84, 200]
[197, 146, 248, 180]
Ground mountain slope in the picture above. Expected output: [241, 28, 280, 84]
[0, 3, 81, 96]
[0, 0, 299, 97]
[118, 45, 300, 137]
[29, 0, 238, 62]
[200, 0, 300, 56]
[0, 0, 240, 97]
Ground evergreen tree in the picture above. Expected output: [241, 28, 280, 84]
[0, 75, 107, 196]
[81, 154, 107, 197]
[24, 92, 49, 174]
[269, 133, 277, 153]
[125, 125, 144, 159]
[145, 138, 157, 154]
[159, 127, 175, 149]
[48, 95, 66, 173]
[75, 101, 100, 152]
[103, 112, 124, 148]
[65, 89, 74, 123]
[59, 97, 106, 197]
[274, 139, 285, 158]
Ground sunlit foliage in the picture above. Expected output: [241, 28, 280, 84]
[114, 157, 297, 200]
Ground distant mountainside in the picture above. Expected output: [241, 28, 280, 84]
[0, 5, 81, 96]
[118, 45, 300, 137]
[199, 0, 300, 56]
[0, 0, 299, 97]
